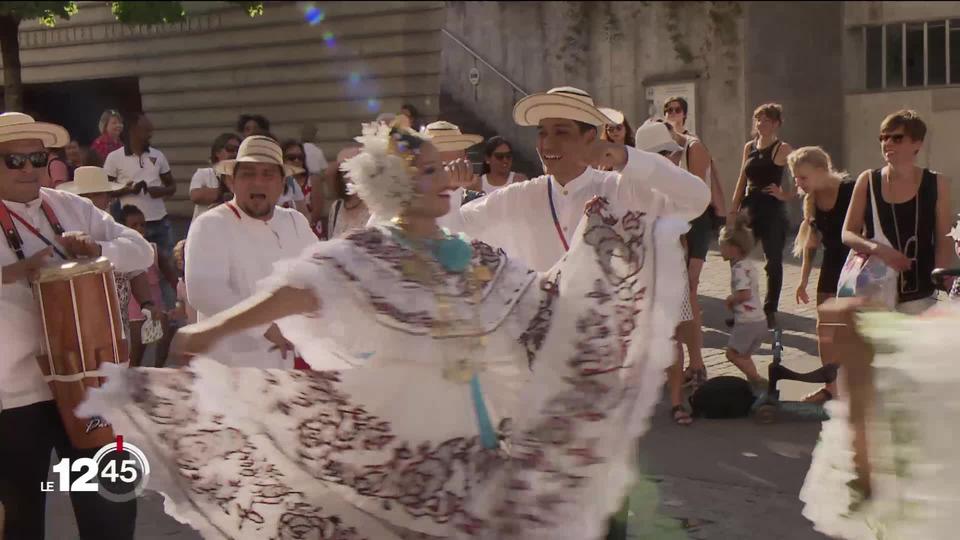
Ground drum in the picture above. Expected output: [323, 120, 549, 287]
[33, 257, 127, 449]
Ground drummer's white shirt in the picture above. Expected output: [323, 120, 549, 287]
[0, 188, 154, 410]
[185, 202, 317, 369]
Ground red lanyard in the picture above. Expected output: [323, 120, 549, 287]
[547, 180, 569, 252]
[0, 199, 68, 260]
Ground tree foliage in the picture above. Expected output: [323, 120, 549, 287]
[0, 2, 78, 27]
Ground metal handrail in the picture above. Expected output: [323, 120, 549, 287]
[441, 28, 528, 96]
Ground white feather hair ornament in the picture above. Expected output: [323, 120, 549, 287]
[339, 122, 424, 220]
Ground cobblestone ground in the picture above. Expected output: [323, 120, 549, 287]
[46, 240, 831, 540]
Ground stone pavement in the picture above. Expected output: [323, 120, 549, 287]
[45, 240, 832, 540]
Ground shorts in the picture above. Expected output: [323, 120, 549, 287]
[686, 210, 713, 261]
[727, 319, 768, 356]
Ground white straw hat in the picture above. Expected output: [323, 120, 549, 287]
[214, 136, 298, 177]
[634, 120, 684, 154]
[513, 87, 615, 127]
[57, 166, 123, 195]
[0, 112, 69, 148]
[421, 121, 483, 152]
[598, 107, 626, 126]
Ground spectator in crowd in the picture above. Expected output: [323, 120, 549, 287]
[789, 146, 853, 404]
[730, 103, 795, 328]
[326, 146, 368, 239]
[719, 214, 769, 394]
[65, 139, 83, 168]
[400, 103, 423, 132]
[80, 146, 103, 167]
[103, 111, 178, 309]
[44, 146, 70, 187]
[841, 109, 954, 314]
[279, 140, 310, 219]
[664, 96, 693, 137]
[478, 136, 527, 194]
[300, 122, 329, 232]
[237, 114, 270, 139]
[598, 107, 635, 147]
[91, 109, 124, 161]
[170, 239, 197, 325]
[189, 132, 240, 221]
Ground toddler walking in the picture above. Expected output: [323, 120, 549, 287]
[719, 215, 769, 393]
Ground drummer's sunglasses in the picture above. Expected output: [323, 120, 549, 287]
[1, 151, 49, 170]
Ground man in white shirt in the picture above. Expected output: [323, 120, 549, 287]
[0, 113, 153, 540]
[103, 111, 177, 306]
[442, 86, 710, 272]
[185, 136, 317, 369]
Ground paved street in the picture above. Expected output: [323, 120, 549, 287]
[46, 239, 831, 540]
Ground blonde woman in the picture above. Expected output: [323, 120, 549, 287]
[790, 147, 853, 403]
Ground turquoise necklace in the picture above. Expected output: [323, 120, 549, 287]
[388, 223, 474, 273]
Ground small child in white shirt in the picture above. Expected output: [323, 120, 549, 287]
[719, 215, 768, 392]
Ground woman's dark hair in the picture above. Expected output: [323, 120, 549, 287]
[119, 204, 144, 224]
[280, 139, 309, 195]
[400, 103, 422, 131]
[210, 132, 240, 164]
[237, 114, 270, 135]
[481, 136, 514, 175]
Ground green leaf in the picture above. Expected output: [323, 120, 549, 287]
[0, 2, 78, 27]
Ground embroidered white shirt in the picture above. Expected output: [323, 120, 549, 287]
[185, 202, 318, 369]
[0, 188, 153, 410]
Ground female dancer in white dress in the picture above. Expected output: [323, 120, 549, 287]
[80, 123, 689, 539]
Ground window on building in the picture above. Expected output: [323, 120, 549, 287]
[864, 19, 956, 90]
[886, 23, 903, 88]
[866, 26, 883, 89]
[929, 22, 946, 85]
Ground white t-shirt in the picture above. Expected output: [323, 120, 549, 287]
[189, 167, 220, 221]
[303, 143, 327, 175]
[480, 172, 519, 195]
[731, 259, 765, 323]
[103, 146, 171, 221]
[277, 177, 306, 209]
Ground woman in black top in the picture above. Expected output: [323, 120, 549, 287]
[789, 147, 853, 404]
[842, 109, 955, 314]
[730, 103, 795, 328]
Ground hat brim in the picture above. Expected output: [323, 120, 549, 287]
[428, 134, 483, 152]
[215, 158, 299, 177]
[598, 107, 625, 126]
[513, 93, 615, 127]
[0, 122, 70, 148]
[57, 180, 124, 196]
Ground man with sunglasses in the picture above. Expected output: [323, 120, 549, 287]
[0, 112, 153, 540]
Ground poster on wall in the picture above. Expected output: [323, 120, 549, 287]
[645, 81, 697, 136]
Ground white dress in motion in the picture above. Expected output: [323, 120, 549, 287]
[80, 196, 689, 540]
[800, 302, 960, 540]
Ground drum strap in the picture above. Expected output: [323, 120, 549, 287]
[0, 197, 68, 260]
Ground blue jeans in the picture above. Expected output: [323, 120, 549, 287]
[145, 217, 176, 310]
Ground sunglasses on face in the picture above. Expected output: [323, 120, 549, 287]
[284, 154, 304, 162]
[1, 151, 49, 170]
[878, 133, 905, 143]
[492, 151, 512, 160]
[665, 107, 684, 114]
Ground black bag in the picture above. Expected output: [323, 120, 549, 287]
[690, 376, 755, 419]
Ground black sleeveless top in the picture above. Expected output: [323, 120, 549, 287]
[864, 168, 938, 302]
[744, 139, 785, 193]
[811, 180, 855, 293]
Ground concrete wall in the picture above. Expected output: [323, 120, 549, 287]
[442, 1, 747, 197]
[12, 1, 444, 217]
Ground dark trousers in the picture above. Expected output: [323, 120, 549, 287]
[747, 203, 788, 315]
[0, 401, 137, 540]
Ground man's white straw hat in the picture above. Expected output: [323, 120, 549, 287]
[0, 112, 69, 147]
[420, 121, 483, 152]
[57, 166, 123, 195]
[513, 87, 616, 127]
[215, 136, 301, 177]
[634, 120, 684, 154]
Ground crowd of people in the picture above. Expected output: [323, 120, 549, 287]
[0, 80, 958, 540]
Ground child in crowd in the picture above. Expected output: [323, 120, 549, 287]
[120, 205, 168, 367]
[719, 214, 769, 393]
[170, 240, 197, 325]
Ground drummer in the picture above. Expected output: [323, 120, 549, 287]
[0, 113, 152, 540]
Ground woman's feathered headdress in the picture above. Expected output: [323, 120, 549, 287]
[339, 122, 426, 219]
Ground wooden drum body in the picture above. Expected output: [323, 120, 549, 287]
[33, 257, 128, 449]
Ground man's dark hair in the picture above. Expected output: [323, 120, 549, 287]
[119, 204, 144, 224]
[237, 114, 271, 135]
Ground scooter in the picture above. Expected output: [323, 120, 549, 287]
[752, 327, 839, 424]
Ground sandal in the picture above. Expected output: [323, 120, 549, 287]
[802, 387, 833, 405]
[672, 405, 693, 426]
